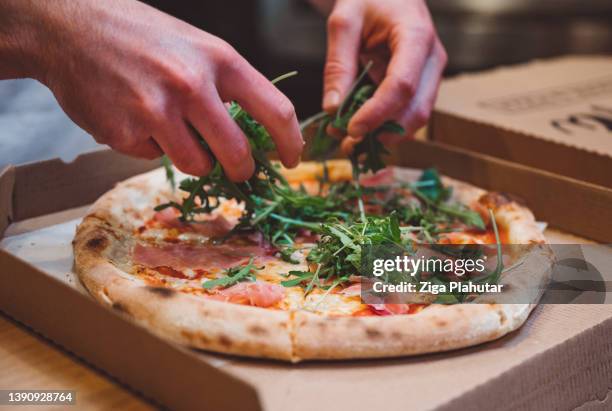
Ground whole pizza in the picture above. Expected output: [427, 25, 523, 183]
[73, 159, 552, 362]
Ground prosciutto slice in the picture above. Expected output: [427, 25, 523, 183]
[209, 281, 285, 308]
[133, 241, 266, 272]
[359, 167, 395, 187]
[152, 208, 233, 237]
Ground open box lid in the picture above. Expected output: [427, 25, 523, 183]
[432, 55, 612, 189]
[1, 144, 612, 411]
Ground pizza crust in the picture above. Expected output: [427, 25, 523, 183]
[74, 218, 294, 360]
[74, 161, 552, 362]
[292, 304, 532, 360]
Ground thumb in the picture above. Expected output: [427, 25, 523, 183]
[323, 8, 363, 113]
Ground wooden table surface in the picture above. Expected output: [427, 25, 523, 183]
[0, 313, 154, 411]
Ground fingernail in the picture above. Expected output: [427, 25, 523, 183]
[323, 91, 340, 110]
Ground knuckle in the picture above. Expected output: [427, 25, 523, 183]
[275, 98, 296, 124]
[113, 136, 140, 153]
[212, 41, 242, 73]
[327, 12, 351, 33]
[413, 107, 431, 127]
[393, 76, 417, 99]
[410, 25, 435, 44]
[136, 93, 166, 121]
[171, 70, 200, 101]
[324, 59, 349, 80]
[438, 45, 449, 67]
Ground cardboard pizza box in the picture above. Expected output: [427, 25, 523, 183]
[1, 143, 612, 411]
[431, 55, 612, 190]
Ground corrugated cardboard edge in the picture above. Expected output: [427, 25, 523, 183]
[0, 166, 15, 238]
[430, 110, 612, 189]
[433, 104, 612, 160]
[434, 55, 612, 159]
[12, 149, 160, 221]
[436, 315, 612, 411]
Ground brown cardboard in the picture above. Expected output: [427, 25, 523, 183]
[432, 55, 612, 189]
[0, 154, 261, 411]
[12, 149, 160, 221]
[1, 145, 612, 411]
[0, 166, 15, 238]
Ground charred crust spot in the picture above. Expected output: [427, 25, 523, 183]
[248, 325, 268, 336]
[181, 330, 211, 345]
[497, 309, 508, 326]
[181, 330, 195, 341]
[365, 328, 382, 339]
[146, 286, 175, 298]
[86, 236, 107, 251]
[436, 319, 448, 328]
[111, 302, 130, 315]
[479, 192, 511, 209]
[218, 334, 233, 348]
[391, 331, 402, 339]
[317, 322, 327, 330]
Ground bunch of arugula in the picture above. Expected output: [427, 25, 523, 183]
[302, 61, 404, 177]
[281, 212, 412, 293]
[156, 72, 296, 222]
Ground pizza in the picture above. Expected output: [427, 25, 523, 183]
[73, 160, 553, 362]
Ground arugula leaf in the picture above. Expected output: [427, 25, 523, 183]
[202, 258, 257, 289]
[474, 209, 504, 285]
[417, 168, 451, 203]
[161, 155, 175, 190]
[281, 270, 314, 287]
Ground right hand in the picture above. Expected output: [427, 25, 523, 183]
[28, 0, 304, 180]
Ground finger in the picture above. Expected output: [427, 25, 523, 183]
[378, 41, 447, 145]
[188, 91, 255, 182]
[153, 121, 213, 176]
[218, 59, 303, 168]
[325, 123, 345, 140]
[340, 135, 363, 156]
[348, 25, 435, 137]
[109, 135, 163, 160]
[322, 4, 364, 112]
[131, 138, 164, 160]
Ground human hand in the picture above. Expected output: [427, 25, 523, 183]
[10, 0, 303, 180]
[321, 0, 447, 148]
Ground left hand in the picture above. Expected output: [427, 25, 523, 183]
[321, 0, 447, 146]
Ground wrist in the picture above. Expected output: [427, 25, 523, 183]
[0, 0, 52, 80]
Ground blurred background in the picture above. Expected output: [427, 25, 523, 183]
[1, 0, 612, 168]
